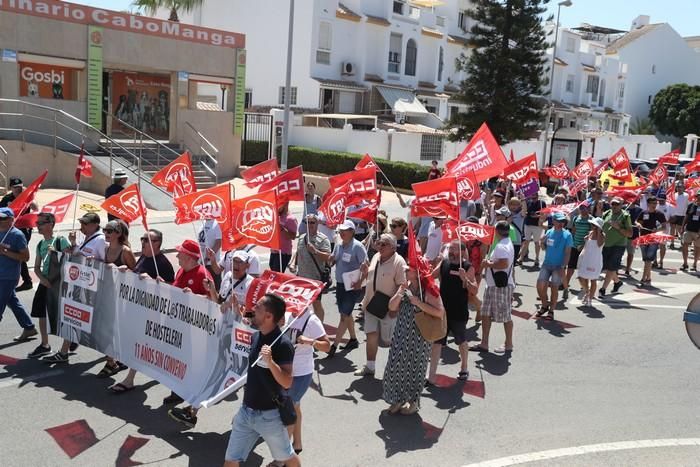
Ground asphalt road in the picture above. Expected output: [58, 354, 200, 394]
[1, 190, 700, 466]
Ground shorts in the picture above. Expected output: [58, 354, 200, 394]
[640, 244, 659, 262]
[568, 247, 581, 269]
[225, 405, 294, 463]
[537, 264, 563, 286]
[288, 373, 313, 404]
[524, 225, 543, 241]
[683, 231, 700, 246]
[364, 311, 396, 346]
[336, 283, 362, 316]
[437, 319, 468, 345]
[671, 215, 685, 226]
[482, 285, 514, 323]
[30, 284, 48, 318]
[602, 246, 626, 271]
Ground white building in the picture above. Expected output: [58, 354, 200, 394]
[545, 24, 631, 136]
[151, 0, 478, 127]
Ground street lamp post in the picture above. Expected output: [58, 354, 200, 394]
[541, 0, 572, 167]
[281, 0, 295, 171]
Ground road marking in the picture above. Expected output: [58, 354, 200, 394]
[0, 369, 64, 389]
[462, 438, 700, 467]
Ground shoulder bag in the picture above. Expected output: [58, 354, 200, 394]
[45, 237, 66, 285]
[304, 235, 332, 292]
[251, 333, 297, 426]
[489, 255, 514, 288]
[365, 260, 391, 319]
[414, 292, 447, 343]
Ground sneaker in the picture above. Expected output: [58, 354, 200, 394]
[43, 352, 69, 363]
[612, 281, 623, 293]
[340, 338, 359, 351]
[28, 344, 51, 359]
[353, 365, 375, 377]
[325, 344, 337, 359]
[168, 407, 197, 429]
[69, 342, 79, 352]
[163, 392, 184, 405]
[598, 288, 606, 299]
[534, 260, 540, 268]
[13, 327, 38, 342]
[15, 282, 33, 292]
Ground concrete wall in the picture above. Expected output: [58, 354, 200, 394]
[178, 109, 241, 178]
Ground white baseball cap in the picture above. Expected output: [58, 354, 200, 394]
[337, 219, 356, 231]
[231, 250, 250, 262]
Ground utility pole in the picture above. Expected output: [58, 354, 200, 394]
[281, 0, 295, 170]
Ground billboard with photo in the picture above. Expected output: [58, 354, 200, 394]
[19, 61, 78, 100]
[111, 71, 171, 138]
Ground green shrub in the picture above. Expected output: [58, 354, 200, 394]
[277, 146, 430, 190]
[242, 140, 269, 162]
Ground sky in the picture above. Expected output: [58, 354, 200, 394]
[76, 0, 699, 38]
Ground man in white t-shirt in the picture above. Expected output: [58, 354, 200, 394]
[69, 213, 106, 261]
[424, 217, 445, 263]
[669, 183, 689, 249]
[209, 245, 261, 280]
[471, 221, 514, 354]
[198, 219, 222, 287]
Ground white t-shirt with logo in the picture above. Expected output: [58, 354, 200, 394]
[284, 309, 326, 377]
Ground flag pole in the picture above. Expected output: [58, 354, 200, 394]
[375, 166, 405, 207]
[146, 231, 161, 279]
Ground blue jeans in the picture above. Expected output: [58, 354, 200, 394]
[0, 279, 35, 329]
[225, 405, 294, 463]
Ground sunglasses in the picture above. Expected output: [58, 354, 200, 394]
[306, 221, 317, 225]
[140, 236, 160, 243]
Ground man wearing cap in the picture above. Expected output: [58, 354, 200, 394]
[536, 212, 573, 320]
[520, 193, 547, 267]
[680, 191, 700, 271]
[104, 169, 128, 222]
[0, 207, 37, 342]
[599, 197, 632, 298]
[488, 191, 506, 225]
[327, 220, 367, 358]
[1, 177, 38, 291]
[636, 196, 667, 287]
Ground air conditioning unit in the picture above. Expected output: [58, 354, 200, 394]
[341, 61, 355, 75]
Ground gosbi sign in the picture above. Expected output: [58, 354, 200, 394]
[19, 62, 77, 99]
[0, 0, 245, 49]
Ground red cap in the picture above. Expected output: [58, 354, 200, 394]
[176, 239, 201, 258]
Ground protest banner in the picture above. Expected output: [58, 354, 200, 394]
[241, 159, 280, 188]
[411, 176, 459, 219]
[328, 167, 379, 206]
[257, 166, 304, 204]
[445, 122, 508, 182]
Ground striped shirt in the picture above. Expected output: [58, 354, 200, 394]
[572, 215, 591, 247]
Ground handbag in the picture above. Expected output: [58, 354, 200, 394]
[414, 294, 447, 343]
[251, 333, 298, 426]
[366, 262, 390, 319]
[489, 260, 513, 287]
[304, 235, 332, 292]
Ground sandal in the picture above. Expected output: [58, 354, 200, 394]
[544, 310, 554, 321]
[109, 382, 134, 394]
[457, 371, 469, 381]
[468, 344, 488, 352]
[536, 305, 549, 318]
[97, 363, 123, 379]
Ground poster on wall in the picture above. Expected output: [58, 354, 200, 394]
[18, 61, 78, 100]
[111, 71, 171, 139]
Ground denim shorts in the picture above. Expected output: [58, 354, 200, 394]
[225, 405, 294, 463]
[640, 244, 659, 262]
[336, 283, 362, 316]
[288, 373, 313, 404]
[537, 264, 563, 286]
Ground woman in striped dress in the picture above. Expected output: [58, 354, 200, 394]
[382, 268, 444, 415]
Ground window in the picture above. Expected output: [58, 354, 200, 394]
[388, 33, 402, 73]
[566, 37, 576, 53]
[393, 0, 405, 15]
[458, 10, 468, 31]
[618, 82, 625, 99]
[569, 120, 576, 128]
[244, 89, 252, 109]
[651, 64, 656, 74]
[586, 75, 599, 96]
[598, 79, 606, 106]
[316, 22, 332, 65]
[405, 39, 417, 76]
[565, 74, 574, 93]
[648, 95, 652, 104]
[449, 105, 459, 119]
[278, 86, 297, 105]
[437, 47, 444, 82]
[557, 117, 564, 129]
[420, 134, 444, 161]
[609, 119, 620, 134]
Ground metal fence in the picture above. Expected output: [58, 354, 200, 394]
[242, 113, 273, 165]
[420, 133, 444, 161]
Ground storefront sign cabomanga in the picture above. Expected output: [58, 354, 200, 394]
[0, 0, 245, 49]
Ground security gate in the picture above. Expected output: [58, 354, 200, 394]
[242, 113, 273, 165]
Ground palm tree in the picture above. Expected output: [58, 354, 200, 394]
[630, 117, 656, 135]
[133, 0, 204, 22]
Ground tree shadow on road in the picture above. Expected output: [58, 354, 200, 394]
[375, 410, 449, 458]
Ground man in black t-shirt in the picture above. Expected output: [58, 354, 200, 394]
[224, 294, 298, 467]
[427, 240, 478, 385]
[133, 229, 175, 283]
[681, 192, 700, 271]
[636, 196, 666, 287]
[104, 169, 128, 221]
[519, 194, 546, 266]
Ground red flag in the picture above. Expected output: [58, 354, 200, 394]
[570, 158, 594, 180]
[648, 164, 668, 185]
[407, 222, 440, 297]
[222, 189, 281, 251]
[411, 176, 459, 219]
[9, 170, 48, 216]
[593, 159, 609, 177]
[348, 191, 381, 225]
[684, 160, 700, 175]
[101, 183, 148, 227]
[172, 184, 230, 225]
[442, 220, 494, 244]
[666, 187, 677, 207]
[445, 122, 509, 182]
[502, 153, 538, 185]
[539, 201, 583, 216]
[456, 171, 480, 201]
[74, 146, 92, 184]
[17, 192, 77, 228]
[257, 166, 304, 204]
[355, 154, 379, 170]
[241, 159, 280, 188]
[543, 159, 570, 179]
[318, 182, 350, 229]
[608, 148, 633, 182]
[632, 232, 675, 247]
[151, 151, 197, 196]
[606, 184, 646, 204]
[657, 149, 680, 165]
[245, 270, 324, 317]
[686, 178, 700, 189]
[564, 176, 588, 196]
[509, 148, 515, 163]
[328, 167, 378, 206]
